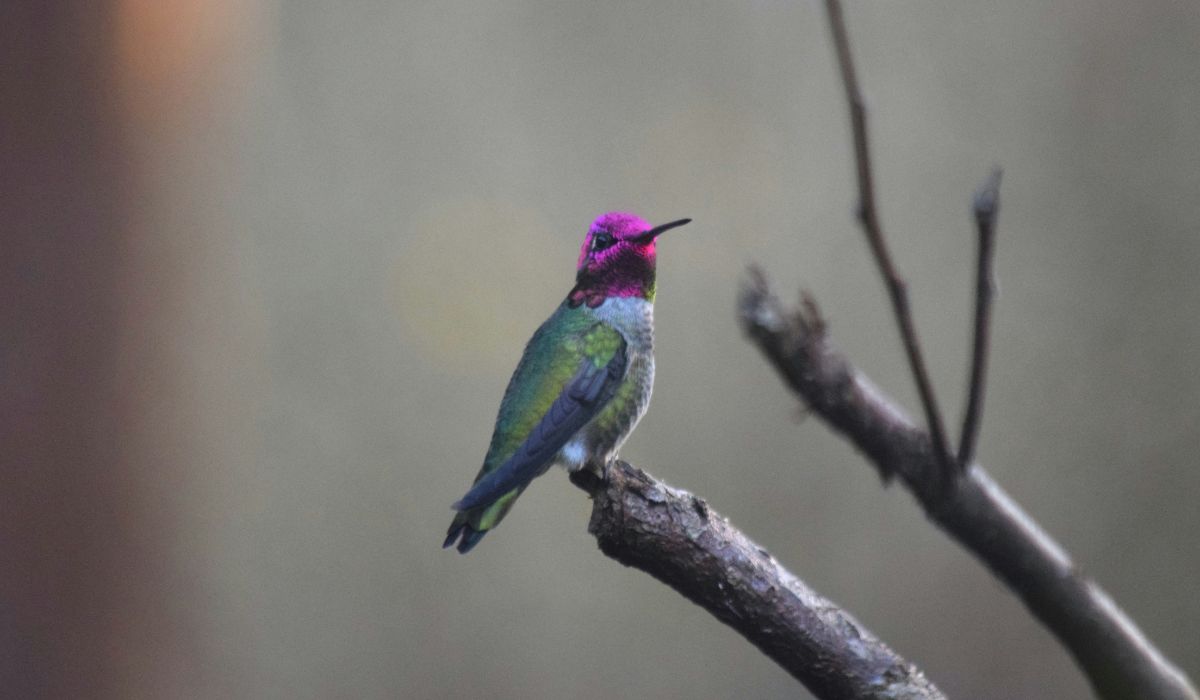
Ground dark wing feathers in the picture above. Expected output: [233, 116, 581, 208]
[451, 340, 627, 512]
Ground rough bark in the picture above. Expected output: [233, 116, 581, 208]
[570, 464, 946, 700]
[738, 271, 1199, 700]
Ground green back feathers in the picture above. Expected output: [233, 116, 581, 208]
[445, 302, 623, 552]
[483, 304, 620, 472]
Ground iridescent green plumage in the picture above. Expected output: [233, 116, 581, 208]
[445, 304, 628, 552]
[490, 309, 623, 461]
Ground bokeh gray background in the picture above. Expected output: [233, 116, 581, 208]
[19, 1, 1200, 698]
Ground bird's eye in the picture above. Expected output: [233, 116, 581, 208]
[591, 232, 614, 252]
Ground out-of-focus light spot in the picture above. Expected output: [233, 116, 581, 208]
[392, 199, 564, 375]
[114, 0, 262, 133]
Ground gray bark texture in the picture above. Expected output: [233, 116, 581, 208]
[570, 464, 946, 700]
[738, 270, 1199, 700]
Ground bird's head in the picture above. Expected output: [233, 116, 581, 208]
[570, 212, 690, 307]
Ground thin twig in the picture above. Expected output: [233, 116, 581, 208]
[739, 273, 1199, 700]
[957, 168, 1002, 467]
[569, 462, 946, 700]
[821, 0, 958, 481]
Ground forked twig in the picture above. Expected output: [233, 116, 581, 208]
[822, 0, 957, 481]
[744, 3, 1199, 696]
[739, 275, 1199, 700]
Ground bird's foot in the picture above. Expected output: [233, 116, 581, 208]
[568, 459, 606, 494]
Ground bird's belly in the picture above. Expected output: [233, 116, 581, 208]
[558, 353, 654, 471]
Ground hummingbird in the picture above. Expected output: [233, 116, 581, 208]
[444, 212, 691, 553]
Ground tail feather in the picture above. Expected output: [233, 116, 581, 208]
[442, 485, 524, 554]
[451, 453, 534, 512]
[443, 521, 488, 553]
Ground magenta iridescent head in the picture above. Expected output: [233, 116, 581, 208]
[570, 212, 690, 306]
[576, 212, 691, 271]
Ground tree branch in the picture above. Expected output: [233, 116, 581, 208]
[568, 463, 945, 700]
[957, 168, 1002, 467]
[822, 0, 957, 482]
[739, 270, 1199, 700]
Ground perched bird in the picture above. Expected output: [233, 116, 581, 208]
[444, 212, 690, 553]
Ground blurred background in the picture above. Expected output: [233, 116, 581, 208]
[3, 1, 1198, 698]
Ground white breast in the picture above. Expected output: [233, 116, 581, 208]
[588, 296, 654, 352]
[557, 295, 656, 472]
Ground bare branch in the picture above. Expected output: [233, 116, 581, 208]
[739, 272, 1199, 700]
[822, 0, 958, 482]
[568, 462, 945, 700]
[958, 168, 1002, 467]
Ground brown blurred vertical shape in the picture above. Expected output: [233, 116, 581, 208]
[0, 1, 252, 696]
[0, 3, 139, 698]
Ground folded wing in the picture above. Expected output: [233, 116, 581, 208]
[451, 336, 627, 513]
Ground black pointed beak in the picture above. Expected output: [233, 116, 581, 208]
[635, 218, 691, 243]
